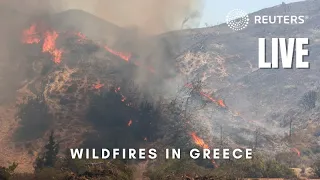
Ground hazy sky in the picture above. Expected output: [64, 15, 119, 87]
[200, 0, 302, 26]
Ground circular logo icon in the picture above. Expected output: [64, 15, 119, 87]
[226, 9, 249, 31]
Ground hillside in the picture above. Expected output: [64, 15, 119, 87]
[170, 0, 320, 154]
[0, 0, 320, 177]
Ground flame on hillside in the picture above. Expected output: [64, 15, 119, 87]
[75, 32, 86, 42]
[104, 45, 131, 61]
[190, 132, 209, 149]
[21, 24, 133, 65]
[93, 83, 104, 90]
[184, 83, 226, 108]
[22, 22, 226, 169]
[291, 147, 301, 157]
[42, 31, 63, 64]
[128, 119, 132, 126]
[217, 99, 226, 108]
[22, 24, 40, 44]
[190, 132, 218, 168]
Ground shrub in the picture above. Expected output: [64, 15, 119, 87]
[34, 167, 68, 180]
[275, 152, 300, 167]
[312, 159, 320, 177]
[0, 162, 18, 180]
[14, 95, 53, 141]
[10, 173, 34, 180]
[299, 90, 317, 110]
[146, 158, 211, 180]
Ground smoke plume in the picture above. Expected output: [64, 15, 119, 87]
[55, 0, 204, 100]
[57, 0, 204, 34]
[0, 0, 204, 102]
[0, 0, 205, 171]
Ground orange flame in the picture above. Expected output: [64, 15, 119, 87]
[22, 24, 40, 44]
[190, 132, 209, 149]
[93, 83, 104, 89]
[114, 87, 127, 102]
[217, 99, 226, 108]
[128, 119, 132, 126]
[74, 31, 154, 73]
[22, 27, 147, 68]
[184, 83, 226, 108]
[291, 148, 301, 157]
[115, 87, 120, 93]
[104, 45, 131, 61]
[42, 31, 62, 64]
[51, 49, 62, 64]
[76, 32, 86, 41]
[121, 95, 126, 102]
[190, 132, 218, 168]
[199, 91, 216, 102]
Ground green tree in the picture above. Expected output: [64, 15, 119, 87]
[35, 131, 59, 171]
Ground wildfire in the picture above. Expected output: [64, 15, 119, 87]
[42, 31, 62, 64]
[115, 87, 120, 93]
[217, 99, 226, 108]
[22, 24, 63, 64]
[185, 83, 227, 108]
[199, 91, 216, 102]
[190, 132, 209, 149]
[22, 24, 40, 44]
[190, 132, 218, 168]
[127, 119, 132, 126]
[93, 83, 104, 89]
[75, 32, 86, 42]
[73, 31, 133, 63]
[104, 45, 131, 61]
[114, 87, 127, 102]
[121, 95, 126, 102]
[291, 147, 301, 157]
[21, 24, 157, 74]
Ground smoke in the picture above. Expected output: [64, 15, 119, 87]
[0, 1, 55, 103]
[0, 0, 204, 34]
[0, 0, 205, 104]
[57, 0, 204, 34]
[0, 0, 204, 100]
[50, 0, 205, 100]
[0, 0, 207, 171]
[0, 0, 206, 102]
[57, 0, 204, 99]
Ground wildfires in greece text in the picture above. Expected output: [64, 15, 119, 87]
[70, 148, 253, 160]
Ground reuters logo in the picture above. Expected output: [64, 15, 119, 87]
[226, 9, 249, 31]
